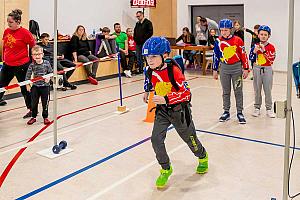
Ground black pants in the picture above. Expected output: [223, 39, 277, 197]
[57, 59, 76, 85]
[119, 51, 129, 71]
[151, 104, 206, 170]
[31, 85, 49, 118]
[135, 44, 145, 72]
[0, 62, 31, 109]
[127, 50, 136, 71]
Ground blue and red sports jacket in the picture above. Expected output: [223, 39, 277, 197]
[213, 35, 249, 71]
[249, 42, 276, 66]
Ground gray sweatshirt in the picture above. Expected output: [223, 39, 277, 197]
[25, 60, 53, 87]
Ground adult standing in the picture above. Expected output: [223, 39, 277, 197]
[195, 16, 219, 45]
[0, 9, 35, 119]
[134, 11, 153, 74]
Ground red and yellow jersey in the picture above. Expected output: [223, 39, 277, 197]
[144, 65, 191, 105]
[213, 35, 249, 70]
[249, 42, 276, 66]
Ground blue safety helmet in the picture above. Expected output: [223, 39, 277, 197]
[219, 19, 233, 29]
[142, 37, 171, 56]
[258, 25, 271, 35]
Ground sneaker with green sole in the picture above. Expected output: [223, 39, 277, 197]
[156, 166, 173, 188]
[196, 152, 208, 174]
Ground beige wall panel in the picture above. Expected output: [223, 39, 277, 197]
[149, 0, 177, 38]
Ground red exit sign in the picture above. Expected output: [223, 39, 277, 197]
[130, 0, 156, 8]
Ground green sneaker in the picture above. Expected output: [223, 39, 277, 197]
[156, 166, 173, 188]
[196, 152, 208, 174]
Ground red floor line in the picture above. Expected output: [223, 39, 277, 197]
[0, 91, 144, 188]
[0, 76, 199, 188]
[0, 78, 144, 114]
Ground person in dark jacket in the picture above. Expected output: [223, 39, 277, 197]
[133, 11, 153, 74]
[233, 20, 244, 41]
[176, 27, 196, 68]
[40, 33, 77, 90]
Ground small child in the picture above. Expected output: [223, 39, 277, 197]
[213, 19, 249, 124]
[249, 25, 276, 118]
[233, 20, 244, 41]
[142, 37, 208, 189]
[245, 25, 261, 48]
[96, 27, 117, 58]
[207, 29, 218, 48]
[126, 27, 136, 75]
[26, 45, 53, 125]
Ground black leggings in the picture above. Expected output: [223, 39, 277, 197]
[31, 85, 49, 118]
[0, 62, 31, 109]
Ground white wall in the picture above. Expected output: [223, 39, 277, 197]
[29, 0, 149, 37]
[178, 0, 300, 72]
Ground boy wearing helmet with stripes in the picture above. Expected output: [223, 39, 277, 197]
[142, 36, 208, 189]
[213, 19, 250, 124]
[249, 25, 276, 117]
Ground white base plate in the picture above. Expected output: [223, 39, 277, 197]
[114, 108, 130, 114]
[37, 147, 73, 159]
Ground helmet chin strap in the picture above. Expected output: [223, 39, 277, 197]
[154, 55, 165, 70]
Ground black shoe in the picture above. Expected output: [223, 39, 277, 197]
[69, 84, 77, 90]
[237, 113, 246, 124]
[64, 83, 77, 90]
[23, 111, 32, 119]
[0, 99, 7, 106]
[219, 111, 230, 122]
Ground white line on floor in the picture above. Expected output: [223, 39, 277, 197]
[85, 101, 254, 200]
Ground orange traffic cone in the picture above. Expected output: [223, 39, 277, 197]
[143, 91, 156, 123]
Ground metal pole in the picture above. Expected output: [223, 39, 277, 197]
[283, 0, 294, 199]
[117, 51, 123, 106]
[53, 0, 58, 146]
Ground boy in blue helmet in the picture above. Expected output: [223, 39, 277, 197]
[249, 25, 276, 117]
[142, 36, 208, 189]
[213, 19, 250, 124]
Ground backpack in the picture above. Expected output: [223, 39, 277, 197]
[145, 58, 183, 92]
[173, 55, 185, 74]
[29, 20, 40, 40]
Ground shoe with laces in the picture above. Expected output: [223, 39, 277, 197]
[219, 111, 230, 122]
[156, 166, 173, 188]
[27, 118, 36, 125]
[237, 113, 246, 124]
[266, 110, 276, 118]
[252, 108, 260, 117]
[196, 152, 208, 174]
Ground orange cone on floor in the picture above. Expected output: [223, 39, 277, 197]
[143, 91, 156, 123]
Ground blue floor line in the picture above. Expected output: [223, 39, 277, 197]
[196, 129, 300, 151]
[16, 127, 299, 199]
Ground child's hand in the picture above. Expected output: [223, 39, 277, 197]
[26, 84, 31, 92]
[259, 43, 265, 52]
[152, 95, 166, 105]
[213, 70, 218, 80]
[44, 78, 50, 83]
[143, 92, 149, 103]
[243, 70, 249, 79]
[253, 45, 260, 53]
